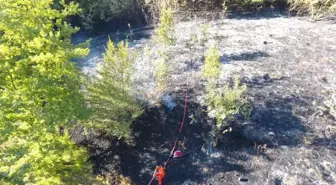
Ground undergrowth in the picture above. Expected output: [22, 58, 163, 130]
[74, 0, 336, 30]
[289, 0, 336, 19]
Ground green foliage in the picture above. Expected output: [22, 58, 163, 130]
[85, 39, 142, 139]
[0, 0, 93, 184]
[154, 2, 175, 45]
[205, 76, 249, 128]
[201, 46, 221, 81]
[201, 46, 249, 128]
[0, 131, 92, 185]
[289, 0, 336, 19]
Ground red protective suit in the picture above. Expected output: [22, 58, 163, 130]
[154, 166, 165, 185]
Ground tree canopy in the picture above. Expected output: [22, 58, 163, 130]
[0, 0, 93, 184]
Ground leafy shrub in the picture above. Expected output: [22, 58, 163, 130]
[204, 76, 249, 128]
[85, 39, 142, 139]
[201, 46, 249, 128]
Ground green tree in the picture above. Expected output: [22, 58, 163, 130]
[85, 39, 142, 139]
[152, 2, 175, 92]
[201, 46, 249, 129]
[154, 2, 175, 45]
[0, 0, 93, 184]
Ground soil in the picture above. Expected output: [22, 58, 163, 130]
[74, 10, 336, 185]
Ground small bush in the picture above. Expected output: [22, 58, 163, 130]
[205, 76, 249, 128]
[201, 46, 249, 128]
[85, 39, 142, 139]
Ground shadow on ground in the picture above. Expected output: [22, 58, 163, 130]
[224, 9, 289, 20]
[180, 50, 270, 74]
[72, 26, 152, 69]
[180, 8, 288, 23]
[312, 135, 336, 150]
[220, 51, 270, 64]
[72, 78, 309, 184]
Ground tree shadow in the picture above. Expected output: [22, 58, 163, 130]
[246, 95, 308, 147]
[236, 75, 308, 147]
[241, 74, 290, 89]
[183, 7, 288, 22]
[224, 9, 289, 21]
[311, 135, 336, 150]
[220, 51, 270, 64]
[275, 178, 283, 185]
[180, 51, 270, 74]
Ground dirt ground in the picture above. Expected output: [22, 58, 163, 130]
[75, 10, 336, 185]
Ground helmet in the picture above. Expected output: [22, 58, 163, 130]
[173, 150, 183, 158]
